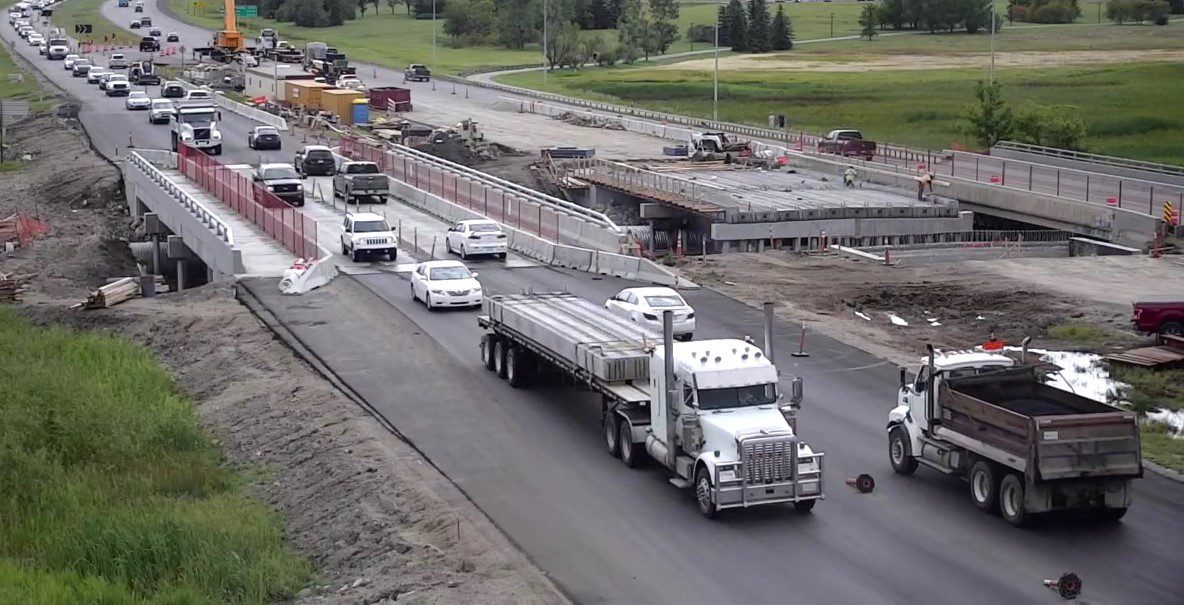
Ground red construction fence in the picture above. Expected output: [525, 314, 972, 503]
[177, 144, 319, 260]
[340, 136, 563, 242]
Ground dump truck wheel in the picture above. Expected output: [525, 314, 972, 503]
[999, 473, 1029, 526]
[970, 460, 1000, 513]
[889, 426, 918, 476]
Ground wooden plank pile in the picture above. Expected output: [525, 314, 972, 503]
[81, 277, 140, 310]
[0, 272, 33, 302]
[1107, 335, 1184, 369]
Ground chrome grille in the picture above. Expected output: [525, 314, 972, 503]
[741, 436, 795, 484]
[362, 237, 389, 246]
[193, 128, 211, 140]
[273, 184, 298, 193]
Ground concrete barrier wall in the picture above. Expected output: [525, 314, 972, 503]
[712, 212, 974, 241]
[124, 152, 244, 280]
[1069, 237, 1140, 257]
[992, 147, 1184, 188]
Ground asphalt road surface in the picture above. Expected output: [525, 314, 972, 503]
[8, 9, 1184, 605]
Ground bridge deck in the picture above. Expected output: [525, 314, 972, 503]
[160, 169, 295, 277]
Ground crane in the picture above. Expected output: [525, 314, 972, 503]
[212, 0, 243, 52]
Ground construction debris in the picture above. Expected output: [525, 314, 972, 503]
[553, 111, 626, 131]
[0, 213, 49, 249]
[0, 272, 33, 302]
[1107, 335, 1184, 368]
[81, 277, 140, 310]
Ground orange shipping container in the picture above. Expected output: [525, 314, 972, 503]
[284, 80, 333, 111]
[320, 89, 366, 124]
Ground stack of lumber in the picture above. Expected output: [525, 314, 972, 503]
[82, 277, 140, 310]
[0, 272, 33, 302]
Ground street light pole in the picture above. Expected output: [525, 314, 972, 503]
[543, 0, 548, 86]
[830, 13, 834, 38]
[713, 0, 719, 121]
[432, 0, 437, 68]
[989, 10, 995, 85]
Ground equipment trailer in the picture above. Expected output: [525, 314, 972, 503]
[888, 344, 1142, 526]
[478, 293, 825, 518]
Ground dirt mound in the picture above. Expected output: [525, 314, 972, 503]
[553, 111, 625, 130]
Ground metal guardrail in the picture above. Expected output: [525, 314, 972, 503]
[559, 158, 723, 215]
[128, 151, 235, 245]
[994, 141, 1184, 178]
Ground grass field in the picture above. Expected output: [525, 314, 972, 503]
[0, 40, 53, 112]
[51, 0, 140, 46]
[500, 20, 1184, 165]
[0, 310, 311, 603]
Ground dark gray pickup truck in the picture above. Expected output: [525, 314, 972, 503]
[333, 161, 388, 204]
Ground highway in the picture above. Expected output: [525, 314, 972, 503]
[8, 6, 1184, 605]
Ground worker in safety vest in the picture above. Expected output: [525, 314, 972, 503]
[844, 166, 857, 188]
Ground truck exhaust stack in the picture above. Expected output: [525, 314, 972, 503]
[662, 310, 677, 469]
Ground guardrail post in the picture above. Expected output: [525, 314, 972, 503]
[1056, 171, 1060, 196]
[975, 156, 979, 181]
[1118, 180, 1123, 207]
[1150, 187, 1154, 214]
[1028, 165, 1033, 191]
[1086, 174, 1090, 201]
[1001, 160, 1006, 186]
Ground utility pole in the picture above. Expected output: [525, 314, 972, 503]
[989, 10, 995, 85]
[543, 0, 548, 86]
[830, 13, 834, 38]
[713, 0, 719, 121]
[431, 0, 437, 68]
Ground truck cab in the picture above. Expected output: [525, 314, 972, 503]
[639, 338, 822, 518]
[1131, 296, 1184, 338]
[170, 103, 223, 155]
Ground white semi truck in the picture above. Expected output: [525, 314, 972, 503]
[170, 101, 223, 155]
[888, 344, 1142, 526]
[478, 293, 824, 518]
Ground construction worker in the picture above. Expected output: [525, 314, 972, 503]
[844, 166, 857, 188]
[916, 172, 934, 201]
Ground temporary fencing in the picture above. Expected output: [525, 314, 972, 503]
[177, 144, 319, 260]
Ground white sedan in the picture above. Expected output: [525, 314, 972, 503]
[410, 260, 483, 310]
[605, 287, 696, 340]
[444, 219, 507, 260]
[124, 90, 151, 110]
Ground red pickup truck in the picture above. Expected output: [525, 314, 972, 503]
[817, 129, 877, 161]
[1132, 296, 1184, 338]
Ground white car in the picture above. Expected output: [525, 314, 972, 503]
[108, 53, 129, 69]
[37, 41, 46, 54]
[125, 91, 151, 110]
[444, 219, 507, 260]
[148, 98, 176, 124]
[605, 287, 696, 341]
[339, 212, 396, 262]
[184, 88, 214, 101]
[410, 260, 483, 310]
[86, 67, 108, 84]
[62, 53, 78, 69]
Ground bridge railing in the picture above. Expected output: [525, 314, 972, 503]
[127, 150, 234, 246]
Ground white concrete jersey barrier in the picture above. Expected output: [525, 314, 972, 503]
[279, 249, 337, 294]
[177, 80, 289, 131]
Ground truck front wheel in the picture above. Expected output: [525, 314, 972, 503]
[888, 426, 917, 476]
[969, 460, 1000, 513]
[999, 473, 1028, 526]
[694, 466, 718, 519]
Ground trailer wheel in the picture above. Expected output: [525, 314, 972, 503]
[999, 473, 1028, 526]
[480, 334, 497, 371]
[888, 426, 917, 476]
[604, 412, 620, 458]
[506, 346, 531, 388]
[619, 420, 642, 468]
[694, 466, 718, 519]
[969, 460, 1000, 513]
[493, 339, 508, 379]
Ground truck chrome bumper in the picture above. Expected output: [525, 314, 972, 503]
[716, 452, 825, 510]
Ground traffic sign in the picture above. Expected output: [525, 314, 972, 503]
[1164, 201, 1178, 226]
[234, 5, 257, 17]
[74, 23, 92, 34]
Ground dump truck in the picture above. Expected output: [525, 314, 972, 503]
[888, 344, 1142, 526]
[478, 294, 825, 518]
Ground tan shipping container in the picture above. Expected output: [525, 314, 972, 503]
[320, 89, 366, 124]
[284, 80, 333, 111]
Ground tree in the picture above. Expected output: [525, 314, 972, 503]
[402, 0, 413, 15]
[497, 0, 539, 49]
[961, 80, 1013, 148]
[858, 4, 879, 39]
[724, 0, 747, 51]
[649, 0, 680, 54]
[716, 4, 732, 46]
[961, 0, 993, 33]
[617, 0, 653, 61]
[358, 0, 368, 17]
[770, 5, 793, 49]
[746, 0, 771, 52]
[877, 0, 906, 29]
[387, 0, 398, 13]
[443, 0, 494, 43]
[582, 34, 606, 64]
[1014, 103, 1086, 149]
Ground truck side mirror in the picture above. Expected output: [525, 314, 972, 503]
[789, 377, 803, 407]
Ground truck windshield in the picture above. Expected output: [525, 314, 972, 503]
[697, 385, 776, 410]
[179, 111, 216, 124]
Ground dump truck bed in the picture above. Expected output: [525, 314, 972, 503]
[939, 366, 1141, 482]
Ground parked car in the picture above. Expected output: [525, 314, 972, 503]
[124, 90, 151, 110]
[70, 59, 93, 77]
[817, 129, 877, 161]
[294, 145, 335, 176]
[165, 31, 179, 42]
[339, 212, 397, 262]
[247, 125, 281, 150]
[444, 219, 507, 260]
[159, 81, 186, 98]
[1132, 297, 1184, 339]
[253, 163, 305, 207]
[148, 98, 176, 124]
[108, 53, 129, 69]
[410, 260, 482, 310]
[604, 287, 696, 341]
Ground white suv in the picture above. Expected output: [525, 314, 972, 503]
[340, 212, 397, 262]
